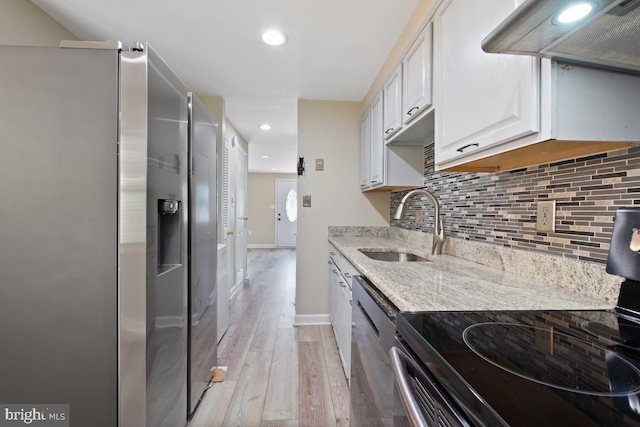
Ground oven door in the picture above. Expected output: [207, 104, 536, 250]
[391, 338, 471, 427]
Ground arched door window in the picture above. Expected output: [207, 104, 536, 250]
[285, 189, 297, 222]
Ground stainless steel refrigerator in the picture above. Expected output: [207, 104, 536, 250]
[187, 94, 218, 416]
[0, 41, 217, 427]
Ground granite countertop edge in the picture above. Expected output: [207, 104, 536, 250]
[328, 234, 615, 313]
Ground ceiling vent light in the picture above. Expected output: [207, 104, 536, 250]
[555, 2, 594, 24]
[260, 124, 272, 130]
[261, 30, 287, 46]
[261, 155, 270, 158]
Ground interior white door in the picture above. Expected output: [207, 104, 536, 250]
[276, 179, 297, 247]
[234, 145, 248, 289]
[224, 136, 238, 299]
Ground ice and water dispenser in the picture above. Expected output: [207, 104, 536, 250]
[157, 199, 182, 275]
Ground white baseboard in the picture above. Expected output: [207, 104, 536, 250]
[247, 243, 276, 249]
[293, 314, 330, 326]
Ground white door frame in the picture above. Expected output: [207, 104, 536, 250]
[275, 179, 297, 248]
[224, 136, 237, 300]
[233, 144, 248, 296]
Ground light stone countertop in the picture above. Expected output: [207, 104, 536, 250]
[328, 231, 616, 312]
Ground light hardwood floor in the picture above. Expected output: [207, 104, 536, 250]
[189, 248, 350, 427]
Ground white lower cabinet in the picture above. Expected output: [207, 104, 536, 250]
[328, 244, 353, 379]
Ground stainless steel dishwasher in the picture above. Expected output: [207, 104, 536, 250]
[350, 275, 399, 427]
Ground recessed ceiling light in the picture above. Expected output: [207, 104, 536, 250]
[261, 30, 287, 46]
[271, 168, 277, 171]
[260, 123, 272, 130]
[555, 3, 594, 24]
[261, 155, 270, 158]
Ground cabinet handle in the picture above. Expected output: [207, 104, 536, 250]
[344, 273, 351, 278]
[339, 282, 346, 288]
[456, 143, 480, 153]
[385, 128, 394, 134]
[371, 180, 378, 184]
[328, 261, 333, 265]
[330, 252, 336, 256]
[406, 106, 419, 116]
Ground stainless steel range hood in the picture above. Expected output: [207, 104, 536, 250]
[482, 0, 640, 74]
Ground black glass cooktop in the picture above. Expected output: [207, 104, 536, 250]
[397, 309, 640, 427]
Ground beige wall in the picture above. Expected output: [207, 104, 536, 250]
[295, 100, 389, 320]
[362, 0, 438, 109]
[248, 173, 297, 246]
[199, 95, 224, 150]
[0, 0, 76, 46]
[225, 119, 249, 153]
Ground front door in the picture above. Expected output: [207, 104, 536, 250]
[276, 179, 297, 247]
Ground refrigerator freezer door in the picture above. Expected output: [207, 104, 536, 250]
[145, 46, 190, 427]
[120, 45, 190, 427]
[0, 46, 119, 427]
[188, 93, 218, 414]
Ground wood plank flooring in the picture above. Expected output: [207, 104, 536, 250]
[189, 248, 350, 427]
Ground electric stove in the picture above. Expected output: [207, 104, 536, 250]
[392, 208, 640, 426]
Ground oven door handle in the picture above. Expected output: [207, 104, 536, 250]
[390, 346, 429, 427]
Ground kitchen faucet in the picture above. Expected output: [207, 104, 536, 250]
[394, 189, 446, 255]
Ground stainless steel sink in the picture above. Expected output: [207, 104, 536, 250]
[358, 249, 429, 262]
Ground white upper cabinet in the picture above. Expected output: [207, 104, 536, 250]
[383, 65, 403, 139]
[369, 92, 384, 188]
[434, 0, 539, 166]
[403, 22, 433, 125]
[360, 92, 424, 193]
[433, 0, 640, 172]
[359, 109, 371, 190]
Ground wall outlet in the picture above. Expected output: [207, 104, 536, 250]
[536, 200, 556, 232]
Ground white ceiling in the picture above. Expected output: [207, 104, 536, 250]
[32, 0, 420, 173]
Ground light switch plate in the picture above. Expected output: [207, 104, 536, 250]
[303, 195, 311, 207]
[315, 159, 324, 171]
[536, 200, 556, 232]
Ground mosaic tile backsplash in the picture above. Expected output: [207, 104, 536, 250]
[390, 145, 640, 264]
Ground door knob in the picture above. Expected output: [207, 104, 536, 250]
[243, 217, 249, 221]
[227, 230, 234, 235]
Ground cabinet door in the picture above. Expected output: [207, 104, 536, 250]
[403, 22, 433, 125]
[360, 110, 371, 190]
[338, 284, 351, 376]
[434, 0, 539, 164]
[383, 65, 403, 139]
[369, 93, 384, 187]
[328, 260, 337, 327]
